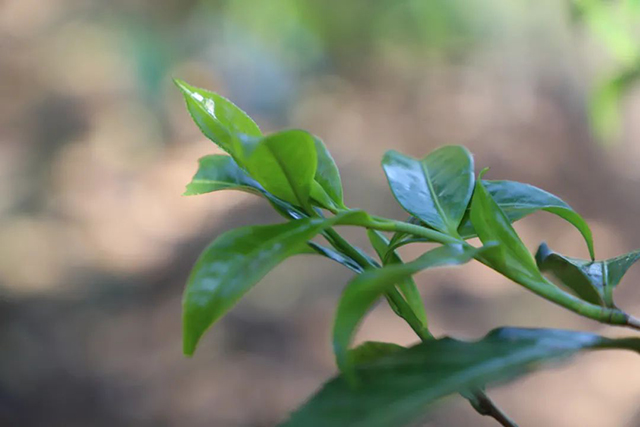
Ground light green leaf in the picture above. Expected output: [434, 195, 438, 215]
[469, 173, 543, 282]
[183, 211, 362, 355]
[243, 129, 317, 207]
[281, 328, 640, 427]
[382, 146, 474, 235]
[367, 229, 428, 327]
[174, 79, 262, 158]
[333, 244, 486, 375]
[536, 243, 640, 308]
[589, 62, 640, 143]
[312, 137, 345, 209]
[459, 180, 594, 259]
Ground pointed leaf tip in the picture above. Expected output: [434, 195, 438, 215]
[382, 146, 475, 235]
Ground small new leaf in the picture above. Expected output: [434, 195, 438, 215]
[312, 137, 345, 209]
[536, 243, 640, 308]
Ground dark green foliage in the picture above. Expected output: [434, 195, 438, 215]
[282, 328, 640, 427]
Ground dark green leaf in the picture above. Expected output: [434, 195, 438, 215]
[459, 180, 595, 259]
[282, 328, 640, 427]
[367, 230, 428, 327]
[307, 242, 363, 273]
[174, 79, 262, 157]
[382, 146, 474, 235]
[243, 129, 317, 207]
[536, 243, 640, 308]
[183, 211, 363, 355]
[333, 244, 486, 375]
[311, 137, 345, 210]
[183, 154, 303, 219]
[469, 173, 543, 281]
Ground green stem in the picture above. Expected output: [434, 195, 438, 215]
[345, 216, 638, 331]
[320, 223, 516, 427]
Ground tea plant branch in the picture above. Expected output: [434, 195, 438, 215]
[176, 81, 640, 427]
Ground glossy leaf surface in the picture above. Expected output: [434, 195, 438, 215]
[459, 180, 594, 259]
[282, 328, 640, 427]
[367, 229, 428, 326]
[174, 79, 261, 157]
[469, 174, 543, 281]
[382, 146, 474, 235]
[243, 129, 317, 207]
[307, 242, 363, 274]
[333, 244, 484, 374]
[536, 243, 640, 307]
[183, 211, 362, 355]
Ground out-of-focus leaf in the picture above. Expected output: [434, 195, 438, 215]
[183, 210, 364, 355]
[243, 129, 317, 206]
[367, 230, 428, 327]
[333, 244, 486, 375]
[382, 146, 474, 235]
[282, 328, 640, 427]
[459, 180, 594, 259]
[589, 62, 640, 143]
[536, 243, 640, 308]
[469, 173, 543, 281]
[348, 341, 404, 366]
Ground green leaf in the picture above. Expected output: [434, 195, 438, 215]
[367, 230, 428, 327]
[312, 137, 345, 209]
[183, 154, 303, 219]
[382, 146, 474, 235]
[348, 341, 404, 366]
[536, 243, 640, 308]
[183, 211, 362, 355]
[459, 180, 594, 259]
[281, 328, 640, 427]
[174, 79, 262, 157]
[243, 129, 318, 207]
[469, 173, 543, 281]
[333, 244, 486, 375]
[392, 180, 595, 259]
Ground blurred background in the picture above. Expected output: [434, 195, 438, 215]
[1, 0, 640, 426]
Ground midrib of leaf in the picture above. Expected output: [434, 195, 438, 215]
[420, 161, 455, 235]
